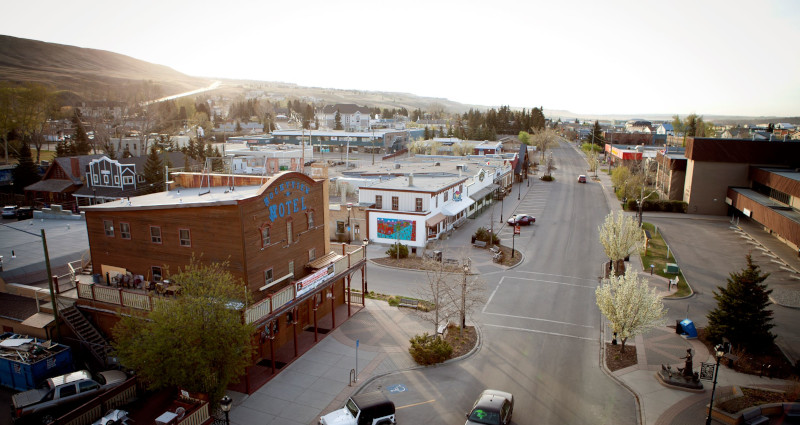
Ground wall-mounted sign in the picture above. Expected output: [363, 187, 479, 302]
[453, 190, 462, 202]
[377, 218, 416, 241]
[263, 179, 310, 222]
[296, 264, 335, 297]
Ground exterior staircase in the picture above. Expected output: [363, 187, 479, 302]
[60, 305, 114, 367]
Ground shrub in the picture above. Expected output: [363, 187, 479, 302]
[385, 242, 409, 258]
[540, 175, 554, 181]
[474, 227, 499, 244]
[625, 199, 687, 213]
[408, 333, 453, 365]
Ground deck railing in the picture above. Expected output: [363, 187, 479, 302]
[78, 245, 367, 325]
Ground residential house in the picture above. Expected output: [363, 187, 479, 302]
[24, 155, 104, 209]
[317, 104, 371, 131]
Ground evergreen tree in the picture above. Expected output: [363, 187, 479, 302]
[11, 140, 41, 194]
[423, 126, 430, 140]
[590, 120, 605, 147]
[143, 145, 164, 193]
[334, 110, 343, 130]
[71, 113, 92, 155]
[706, 255, 775, 353]
[121, 146, 133, 158]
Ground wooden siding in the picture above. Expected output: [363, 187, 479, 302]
[728, 189, 800, 247]
[750, 167, 800, 198]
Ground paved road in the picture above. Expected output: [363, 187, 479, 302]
[362, 140, 637, 425]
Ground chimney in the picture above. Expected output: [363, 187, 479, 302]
[408, 173, 414, 187]
[70, 157, 80, 178]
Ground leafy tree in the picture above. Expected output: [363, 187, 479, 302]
[11, 140, 40, 193]
[143, 144, 164, 193]
[334, 110, 343, 130]
[518, 131, 530, 145]
[706, 255, 775, 353]
[598, 211, 643, 276]
[596, 268, 666, 352]
[112, 259, 255, 407]
[386, 242, 408, 259]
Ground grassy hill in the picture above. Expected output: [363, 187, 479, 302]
[0, 35, 210, 99]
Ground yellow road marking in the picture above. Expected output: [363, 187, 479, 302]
[396, 399, 436, 409]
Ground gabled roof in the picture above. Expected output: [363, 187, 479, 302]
[50, 155, 104, 184]
[514, 144, 528, 174]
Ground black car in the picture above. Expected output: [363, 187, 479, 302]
[16, 206, 34, 220]
[465, 389, 514, 425]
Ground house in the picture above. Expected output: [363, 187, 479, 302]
[656, 123, 674, 136]
[24, 155, 104, 210]
[317, 104, 371, 131]
[625, 120, 653, 133]
[71, 152, 191, 206]
[473, 141, 503, 155]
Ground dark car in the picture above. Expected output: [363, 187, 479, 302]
[507, 214, 535, 226]
[465, 389, 514, 425]
[16, 207, 34, 220]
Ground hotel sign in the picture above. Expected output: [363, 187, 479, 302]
[263, 179, 310, 222]
[296, 264, 335, 297]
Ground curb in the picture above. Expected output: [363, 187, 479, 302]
[598, 317, 644, 425]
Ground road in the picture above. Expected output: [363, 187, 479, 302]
[361, 140, 637, 424]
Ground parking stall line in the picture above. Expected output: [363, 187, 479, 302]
[483, 323, 595, 341]
[504, 275, 596, 289]
[483, 312, 593, 328]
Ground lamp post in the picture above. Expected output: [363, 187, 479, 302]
[346, 203, 352, 244]
[461, 258, 470, 329]
[499, 189, 504, 224]
[705, 345, 725, 425]
[220, 395, 232, 425]
[518, 174, 521, 200]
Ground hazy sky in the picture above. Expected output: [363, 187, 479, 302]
[2, 0, 798, 117]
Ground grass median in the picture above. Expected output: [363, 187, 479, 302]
[640, 222, 691, 298]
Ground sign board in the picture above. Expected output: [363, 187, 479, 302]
[514, 225, 521, 235]
[700, 362, 716, 381]
[296, 264, 335, 297]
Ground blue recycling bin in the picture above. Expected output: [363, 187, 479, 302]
[679, 319, 698, 339]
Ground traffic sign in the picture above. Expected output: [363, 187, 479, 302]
[514, 225, 521, 235]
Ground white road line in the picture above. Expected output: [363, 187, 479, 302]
[483, 276, 504, 313]
[513, 270, 597, 282]
[504, 275, 596, 289]
[484, 323, 595, 341]
[484, 312, 594, 328]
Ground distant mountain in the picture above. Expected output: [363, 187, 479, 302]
[0, 35, 210, 100]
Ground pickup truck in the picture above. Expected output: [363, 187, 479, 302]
[319, 391, 396, 425]
[12, 369, 127, 423]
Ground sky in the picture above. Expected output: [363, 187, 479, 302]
[1, 0, 799, 117]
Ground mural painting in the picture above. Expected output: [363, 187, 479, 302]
[377, 218, 416, 241]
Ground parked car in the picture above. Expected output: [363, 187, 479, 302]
[507, 214, 535, 226]
[465, 389, 514, 425]
[12, 369, 128, 422]
[319, 391, 396, 425]
[578, 175, 587, 183]
[2, 205, 18, 218]
[16, 206, 34, 220]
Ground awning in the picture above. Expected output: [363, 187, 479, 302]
[425, 212, 446, 227]
[441, 198, 475, 216]
[306, 251, 344, 269]
[469, 184, 500, 201]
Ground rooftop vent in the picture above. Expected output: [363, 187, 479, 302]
[394, 163, 401, 169]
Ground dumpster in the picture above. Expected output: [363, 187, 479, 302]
[0, 333, 74, 391]
[678, 319, 698, 339]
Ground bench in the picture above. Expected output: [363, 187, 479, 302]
[472, 240, 487, 248]
[443, 258, 460, 266]
[742, 407, 769, 425]
[784, 403, 800, 423]
[398, 297, 418, 309]
[437, 324, 447, 337]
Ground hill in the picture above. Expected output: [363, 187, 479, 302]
[0, 34, 210, 100]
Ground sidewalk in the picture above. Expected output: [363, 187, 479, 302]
[225, 298, 432, 425]
[586, 146, 798, 425]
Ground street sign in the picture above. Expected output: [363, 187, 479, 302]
[514, 225, 521, 235]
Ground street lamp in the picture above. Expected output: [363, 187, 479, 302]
[518, 174, 521, 200]
[461, 259, 470, 329]
[220, 395, 232, 425]
[705, 345, 725, 425]
[346, 203, 353, 244]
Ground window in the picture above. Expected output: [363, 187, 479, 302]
[103, 175, 109, 184]
[309, 248, 316, 261]
[151, 266, 163, 281]
[79, 380, 99, 393]
[354, 224, 360, 235]
[288, 261, 294, 277]
[444, 191, 448, 202]
[120, 222, 130, 239]
[137, 175, 144, 183]
[307, 211, 314, 228]
[375, 195, 382, 209]
[179, 229, 191, 247]
[286, 221, 293, 244]
[150, 226, 162, 244]
[93, 174, 99, 184]
[336, 221, 345, 234]
[261, 225, 271, 247]
[435, 194, 438, 208]
[392, 196, 399, 211]
[103, 220, 114, 237]
[114, 176, 119, 185]
[59, 384, 77, 398]
[264, 269, 273, 285]
[123, 176, 133, 185]
[415, 198, 423, 212]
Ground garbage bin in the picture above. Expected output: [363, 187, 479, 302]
[93, 273, 101, 284]
[433, 250, 442, 262]
[678, 319, 698, 338]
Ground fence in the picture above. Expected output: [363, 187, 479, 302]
[58, 377, 139, 425]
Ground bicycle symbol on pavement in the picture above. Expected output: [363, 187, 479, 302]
[387, 384, 406, 393]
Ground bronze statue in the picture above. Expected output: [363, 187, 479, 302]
[678, 349, 693, 377]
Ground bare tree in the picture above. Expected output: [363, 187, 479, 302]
[413, 258, 459, 337]
[442, 257, 486, 336]
[15, 83, 57, 163]
[530, 128, 558, 164]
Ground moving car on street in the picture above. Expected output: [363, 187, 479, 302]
[507, 214, 535, 226]
[465, 389, 514, 425]
[578, 175, 587, 183]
